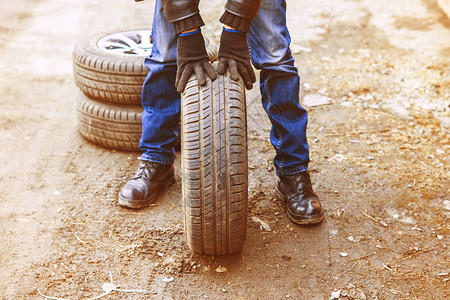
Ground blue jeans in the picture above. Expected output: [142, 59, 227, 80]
[140, 0, 310, 176]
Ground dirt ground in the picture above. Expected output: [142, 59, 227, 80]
[0, 0, 449, 299]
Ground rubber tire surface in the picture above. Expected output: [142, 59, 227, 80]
[181, 65, 248, 255]
[76, 93, 143, 151]
[73, 30, 218, 105]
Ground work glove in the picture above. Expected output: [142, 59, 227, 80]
[176, 29, 217, 93]
[217, 28, 256, 90]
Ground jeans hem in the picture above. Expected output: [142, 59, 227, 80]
[140, 153, 174, 165]
[276, 163, 309, 177]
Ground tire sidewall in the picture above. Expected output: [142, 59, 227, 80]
[74, 29, 149, 75]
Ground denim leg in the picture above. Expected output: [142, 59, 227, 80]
[139, 0, 180, 165]
[250, 0, 310, 177]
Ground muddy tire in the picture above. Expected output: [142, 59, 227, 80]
[73, 30, 218, 105]
[181, 66, 248, 255]
[76, 93, 143, 151]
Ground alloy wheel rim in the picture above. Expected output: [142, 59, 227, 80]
[97, 30, 152, 56]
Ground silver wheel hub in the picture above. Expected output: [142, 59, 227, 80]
[97, 30, 152, 56]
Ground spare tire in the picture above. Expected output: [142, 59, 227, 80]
[76, 93, 143, 151]
[73, 29, 218, 105]
[76, 93, 182, 151]
[181, 64, 248, 255]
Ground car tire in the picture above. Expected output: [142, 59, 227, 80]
[76, 93, 143, 151]
[73, 29, 218, 105]
[181, 64, 248, 255]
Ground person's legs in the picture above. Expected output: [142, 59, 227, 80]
[249, 0, 309, 177]
[119, 0, 178, 208]
[250, 0, 323, 224]
[139, 0, 180, 165]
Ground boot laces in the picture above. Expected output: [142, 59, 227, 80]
[131, 161, 150, 179]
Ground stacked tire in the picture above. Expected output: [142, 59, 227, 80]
[72, 29, 218, 151]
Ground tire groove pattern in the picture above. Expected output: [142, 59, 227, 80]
[75, 94, 143, 151]
[181, 64, 247, 255]
[73, 32, 219, 105]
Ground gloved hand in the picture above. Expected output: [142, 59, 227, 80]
[176, 29, 217, 93]
[217, 28, 256, 90]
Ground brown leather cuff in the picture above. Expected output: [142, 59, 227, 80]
[173, 13, 205, 35]
[219, 10, 251, 33]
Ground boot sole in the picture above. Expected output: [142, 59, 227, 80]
[276, 186, 324, 225]
[118, 176, 176, 209]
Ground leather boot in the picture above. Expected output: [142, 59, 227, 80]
[118, 160, 175, 209]
[276, 171, 323, 225]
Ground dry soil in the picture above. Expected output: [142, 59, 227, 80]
[0, 0, 449, 299]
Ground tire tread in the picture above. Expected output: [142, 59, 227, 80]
[181, 66, 247, 255]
